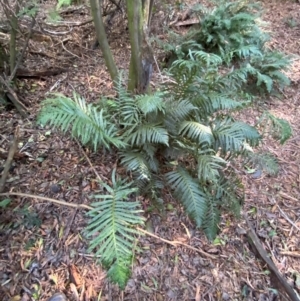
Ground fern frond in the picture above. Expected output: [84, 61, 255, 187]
[256, 72, 273, 93]
[124, 123, 169, 146]
[106, 256, 132, 290]
[166, 167, 208, 227]
[233, 45, 262, 59]
[38, 93, 125, 150]
[214, 174, 243, 216]
[165, 98, 197, 121]
[213, 118, 260, 153]
[85, 170, 144, 288]
[245, 152, 279, 176]
[136, 92, 166, 115]
[120, 150, 155, 175]
[258, 111, 292, 144]
[212, 118, 245, 153]
[207, 93, 245, 112]
[179, 121, 213, 145]
[202, 200, 220, 240]
[197, 154, 226, 183]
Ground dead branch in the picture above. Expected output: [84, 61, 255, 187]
[245, 214, 300, 301]
[0, 127, 19, 193]
[9, 16, 36, 81]
[0, 76, 29, 117]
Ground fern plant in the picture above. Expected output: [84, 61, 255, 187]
[159, 0, 291, 96]
[37, 46, 291, 288]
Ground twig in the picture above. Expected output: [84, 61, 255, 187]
[61, 38, 81, 58]
[279, 251, 300, 258]
[74, 143, 215, 259]
[277, 205, 300, 232]
[0, 191, 216, 259]
[279, 191, 299, 203]
[137, 227, 217, 259]
[0, 127, 19, 193]
[244, 213, 300, 301]
[0, 192, 92, 210]
[0, 76, 29, 118]
[74, 138, 103, 182]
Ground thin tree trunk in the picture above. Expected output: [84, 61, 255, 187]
[90, 0, 118, 82]
[127, 0, 154, 93]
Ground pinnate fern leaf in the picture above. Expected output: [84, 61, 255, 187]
[202, 200, 220, 240]
[38, 93, 125, 150]
[179, 121, 213, 145]
[85, 170, 144, 288]
[166, 167, 207, 227]
[197, 154, 226, 183]
[124, 123, 169, 146]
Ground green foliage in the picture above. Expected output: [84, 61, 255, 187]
[159, 0, 291, 96]
[257, 111, 292, 144]
[37, 93, 126, 150]
[85, 169, 145, 289]
[192, 1, 266, 58]
[244, 51, 291, 95]
[37, 1, 291, 289]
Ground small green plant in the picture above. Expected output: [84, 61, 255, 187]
[38, 48, 291, 288]
[37, 0, 292, 289]
[159, 0, 291, 96]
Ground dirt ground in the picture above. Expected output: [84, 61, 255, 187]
[0, 0, 300, 300]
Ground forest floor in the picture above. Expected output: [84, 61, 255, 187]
[0, 0, 300, 300]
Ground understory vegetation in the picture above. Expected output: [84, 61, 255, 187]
[37, 0, 292, 289]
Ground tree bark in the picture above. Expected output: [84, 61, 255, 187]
[90, 0, 118, 82]
[127, 0, 154, 93]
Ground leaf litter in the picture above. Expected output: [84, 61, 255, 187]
[0, 0, 300, 300]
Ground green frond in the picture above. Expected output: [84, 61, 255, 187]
[38, 93, 125, 150]
[197, 154, 226, 183]
[120, 150, 154, 175]
[212, 118, 245, 153]
[232, 45, 262, 59]
[85, 170, 144, 288]
[106, 256, 132, 290]
[136, 92, 166, 115]
[256, 72, 273, 93]
[179, 121, 213, 145]
[202, 200, 220, 240]
[165, 167, 208, 227]
[268, 70, 290, 87]
[245, 152, 279, 176]
[258, 111, 292, 144]
[165, 98, 197, 121]
[207, 93, 245, 112]
[233, 122, 261, 146]
[124, 123, 169, 146]
[213, 118, 260, 153]
[214, 175, 243, 216]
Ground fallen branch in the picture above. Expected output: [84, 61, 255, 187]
[9, 17, 36, 81]
[0, 76, 29, 118]
[0, 127, 19, 193]
[244, 214, 300, 301]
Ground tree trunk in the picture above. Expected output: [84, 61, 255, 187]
[90, 0, 118, 82]
[127, 0, 154, 93]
